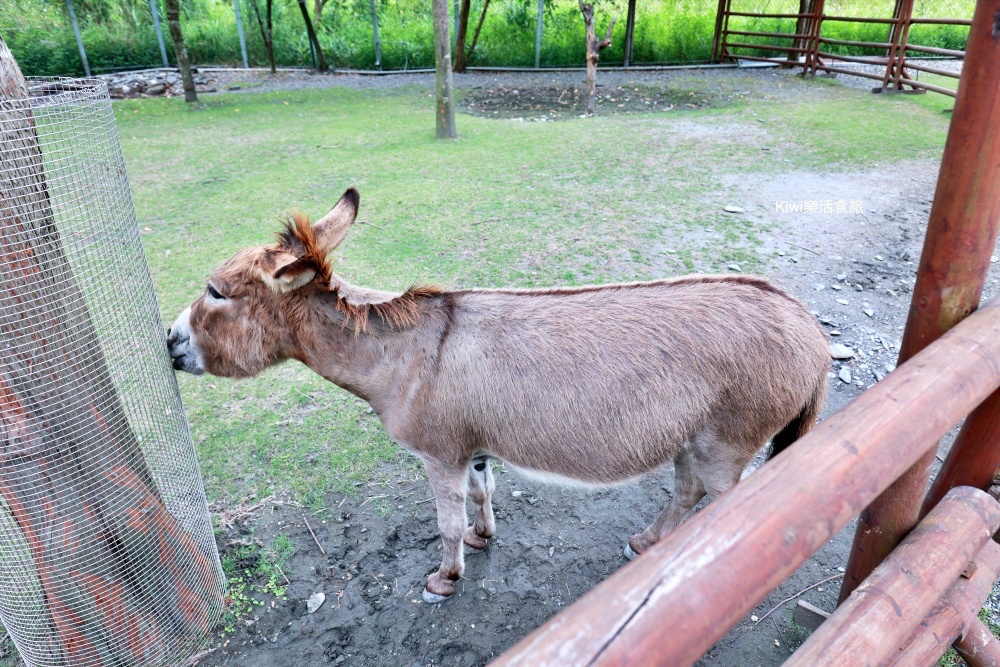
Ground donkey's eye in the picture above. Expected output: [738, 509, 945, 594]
[206, 284, 226, 300]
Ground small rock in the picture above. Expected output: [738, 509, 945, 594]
[777, 250, 786, 256]
[527, 497, 538, 506]
[839, 368, 852, 384]
[830, 330, 841, 336]
[836, 298, 849, 305]
[992, 255, 998, 263]
[875, 255, 884, 261]
[815, 284, 825, 291]
[855, 284, 864, 292]
[751, 614, 759, 622]
[864, 308, 874, 317]
[511, 490, 523, 498]
[723, 206, 745, 214]
[727, 264, 741, 272]
[836, 273, 847, 281]
[307, 592, 326, 614]
[227, 85, 241, 91]
[830, 343, 854, 360]
[831, 284, 842, 291]
[838, 567, 846, 572]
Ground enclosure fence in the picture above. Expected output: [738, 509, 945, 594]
[0, 77, 224, 666]
[714, 0, 970, 96]
[491, 0, 1000, 663]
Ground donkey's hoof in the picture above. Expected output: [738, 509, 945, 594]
[463, 528, 489, 552]
[624, 543, 639, 561]
[422, 588, 451, 604]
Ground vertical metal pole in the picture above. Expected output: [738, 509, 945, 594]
[149, 0, 169, 66]
[534, 0, 544, 68]
[65, 0, 91, 77]
[232, 0, 249, 68]
[839, 0, 1000, 605]
[369, 0, 382, 70]
[623, 0, 636, 67]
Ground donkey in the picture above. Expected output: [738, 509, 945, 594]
[168, 188, 829, 603]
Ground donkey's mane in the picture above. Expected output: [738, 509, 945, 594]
[279, 211, 443, 334]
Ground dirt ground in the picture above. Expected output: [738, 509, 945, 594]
[101, 67, 998, 666]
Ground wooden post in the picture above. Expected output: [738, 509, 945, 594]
[884, 540, 1000, 666]
[786, 487, 1000, 666]
[0, 41, 221, 663]
[840, 0, 1000, 604]
[579, 1, 615, 116]
[433, 0, 457, 138]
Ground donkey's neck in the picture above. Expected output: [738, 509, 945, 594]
[291, 278, 447, 419]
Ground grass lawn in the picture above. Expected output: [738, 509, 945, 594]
[114, 74, 952, 509]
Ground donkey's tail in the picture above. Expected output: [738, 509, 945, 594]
[768, 379, 826, 460]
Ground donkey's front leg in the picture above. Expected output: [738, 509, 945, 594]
[464, 455, 496, 551]
[422, 459, 470, 603]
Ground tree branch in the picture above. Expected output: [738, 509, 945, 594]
[598, 17, 616, 50]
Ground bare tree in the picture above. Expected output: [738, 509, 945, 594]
[579, 1, 615, 116]
[432, 0, 457, 138]
[314, 0, 331, 22]
[453, 0, 492, 73]
[248, 0, 277, 74]
[164, 0, 197, 102]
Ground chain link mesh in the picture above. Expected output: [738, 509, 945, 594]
[0, 78, 224, 667]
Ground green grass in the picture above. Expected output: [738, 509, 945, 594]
[109, 75, 954, 507]
[3, 0, 975, 75]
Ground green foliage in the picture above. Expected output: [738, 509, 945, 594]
[219, 531, 295, 632]
[2, 0, 975, 75]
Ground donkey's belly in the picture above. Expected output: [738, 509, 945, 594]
[486, 433, 685, 486]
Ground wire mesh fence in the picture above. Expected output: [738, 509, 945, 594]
[0, 77, 224, 666]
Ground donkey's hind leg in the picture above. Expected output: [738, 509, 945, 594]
[464, 456, 496, 551]
[626, 447, 705, 559]
[422, 459, 470, 603]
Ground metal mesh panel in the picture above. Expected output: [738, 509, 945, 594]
[0, 78, 224, 667]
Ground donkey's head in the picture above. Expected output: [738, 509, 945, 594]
[167, 188, 359, 379]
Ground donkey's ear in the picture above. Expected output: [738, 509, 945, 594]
[313, 188, 360, 255]
[260, 250, 317, 293]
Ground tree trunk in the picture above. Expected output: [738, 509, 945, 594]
[163, 0, 197, 102]
[249, 0, 276, 74]
[432, 0, 457, 138]
[296, 0, 329, 71]
[0, 40, 220, 664]
[579, 1, 615, 117]
[452, 0, 472, 72]
[314, 0, 328, 23]
[463, 0, 491, 71]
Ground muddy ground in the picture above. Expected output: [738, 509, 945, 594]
[95, 67, 999, 666]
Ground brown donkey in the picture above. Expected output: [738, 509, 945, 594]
[168, 188, 829, 603]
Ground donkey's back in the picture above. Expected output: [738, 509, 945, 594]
[416, 275, 829, 485]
